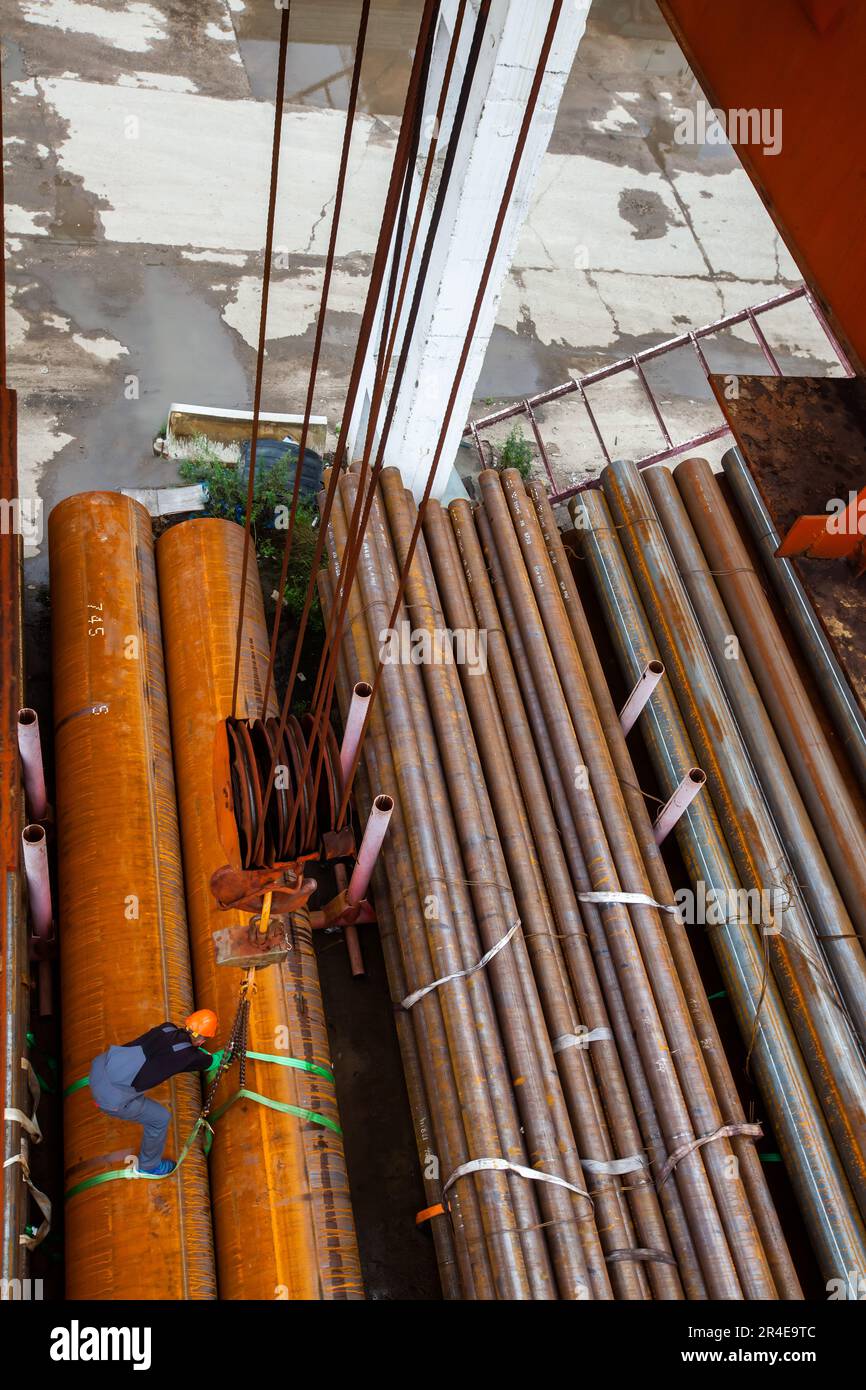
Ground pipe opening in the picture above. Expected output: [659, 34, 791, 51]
[688, 768, 707, 786]
[18, 707, 38, 726]
[353, 682, 373, 699]
[374, 795, 394, 814]
[647, 660, 664, 676]
[23, 823, 46, 846]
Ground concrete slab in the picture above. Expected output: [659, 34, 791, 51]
[4, 0, 836, 547]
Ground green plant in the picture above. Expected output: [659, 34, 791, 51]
[497, 424, 534, 480]
[178, 445, 324, 634]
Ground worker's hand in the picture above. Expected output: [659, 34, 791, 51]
[204, 1049, 225, 1078]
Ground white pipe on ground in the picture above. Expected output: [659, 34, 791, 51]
[21, 824, 53, 1015]
[619, 660, 665, 736]
[347, 795, 394, 906]
[653, 769, 707, 846]
[339, 682, 373, 786]
[17, 708, 48, 821]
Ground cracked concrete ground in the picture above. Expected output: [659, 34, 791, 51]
[2, 0, 843, 576]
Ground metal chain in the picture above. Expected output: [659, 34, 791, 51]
[201, 973, 255, 1117]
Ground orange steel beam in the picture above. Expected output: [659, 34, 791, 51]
[50, 493, 216, 1300]
[1, 385, 28, 1283]
[156, 519, 363, 1300]
[657, 0, 866, 374]
[776, 486, 866, 574]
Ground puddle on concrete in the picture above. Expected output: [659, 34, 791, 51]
[2, 37, 26, 82]
[50, 174, 102, 240]
[233, 0, 419, 113]
[475, 326, 571, 401]
[618, 186, 679, 239]
[31, 261, 250, 578]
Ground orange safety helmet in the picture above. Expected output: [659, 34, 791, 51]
[185, 1008, 218, 1039]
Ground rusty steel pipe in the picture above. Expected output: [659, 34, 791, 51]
[157, 518, 362, 1300]
[339, 473, 550, 1300]
[319, 564, 463, 1299]
[324, 490, 490, 1298]
[422, 493, 672, 1300]
[601, 458, 866, 1226]
[722, 446, 866, 798]
[673, 458, 866, 1014]
[646, 463, 866, 1046]
[378, 470, 608, 1301]
[482, 467, 770, 1300]
[529, 480, 801, 1300]
[472, 496, 707, 1299]
[50, 493, 216, 1300]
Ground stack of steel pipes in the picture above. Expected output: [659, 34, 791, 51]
[51, 497, 362, 1299]
[574, 458, 866, 1289]
[321, 464, 805, 1299]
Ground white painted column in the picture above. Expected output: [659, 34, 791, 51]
[347, 0, 590, 499]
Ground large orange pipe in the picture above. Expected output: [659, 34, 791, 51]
[50, 493, 216, 1300]
[157, 518, 362, 1301]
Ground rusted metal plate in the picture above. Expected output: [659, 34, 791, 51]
[710, 374, 866, 712]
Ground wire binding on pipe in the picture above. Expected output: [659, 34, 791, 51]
[399, 919, 521, 1009]
[656, 1123, 764, 1190]
[3, 1148, 51, 1249]
[442, 1156, 593, 1209]
[576, 890, 679, 915]
[551, 1027, 614, 1052]
[605, 1247, 679, 1268]
[581, 1155, 646, 1176]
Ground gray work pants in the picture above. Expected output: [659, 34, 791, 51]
[89, 1046, 171, 1170]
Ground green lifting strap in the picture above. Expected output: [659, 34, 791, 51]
[64, 1087, 341, 1201]
[62, 1050, 334, 1099]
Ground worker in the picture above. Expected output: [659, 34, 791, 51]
[88, 1010, 220, 1177]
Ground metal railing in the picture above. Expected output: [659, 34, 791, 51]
[463, 285, 855, 502]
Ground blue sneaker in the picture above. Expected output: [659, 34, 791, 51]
[139, 1158, 176, 1177]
